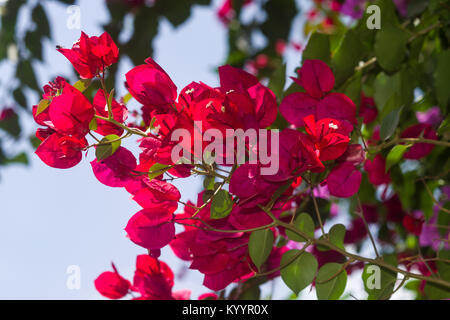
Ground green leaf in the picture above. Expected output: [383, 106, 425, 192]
[32, 4, 50, 38]
[286, 213, 315, 242]
[203, 175, 215, 190]
[248, 229, 274, 270]
[35, 99, 50, 117]
[329, 224, 346, 250]
[25, 30, 43, 61]
[16, 59, 39, 91]
[374, 24, 407, 73]
[362, 255, 397, 300]
[122, 93, 133, 104]
[73, 79, 92, 92]
[385, 145, 409, 172]
[316, 263, 347, 300]
[268, 63, 286, 99]
[331, 30, 365, 87]
[302, 32, 331, 64]
[210, 189, 233, 219]
[434, 50, 450, 110]
[13, 88, 27, 109]
[420, 181, 439, 221]
[280, 250, 318, 295]
[380, 103, 403, 141]
[5, 152, 28, 165]
[95, 134, 121, 160]
[89, 117, 98, 131]
[148, 163, 170, 180]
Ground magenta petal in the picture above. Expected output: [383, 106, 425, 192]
[94, 271, 131, 299]
[327, 162, 362, 198]
[218, 65, 258, 92]
[48, 82, 94, 136]
[337, 144, 365, 165]
[247, 83, 278, 128]
[317, 93, 356, 125]
[297, 59, 335, 98]
[401, 124, 437, 159]
[125, 211, 175, 250]
[229, 163, 259, 199]
[125, 58, 177, 111]
[279, 92, 318, 127]
[91, 147, 137, 188]
[35, 133, 85, 169]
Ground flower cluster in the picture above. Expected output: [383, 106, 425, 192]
[33, 31, 446, 299]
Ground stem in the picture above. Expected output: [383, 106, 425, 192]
[259, 206, 450, 290]
[311, 191, 326, 236]
[95, 115, 148, 137]
[357, 196, 380, 258]
[175, 219, 275, 234]
[370, 137, 450, 154]
[252, 242, 312, 278]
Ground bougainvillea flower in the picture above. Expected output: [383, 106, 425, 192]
[218, 65, 277, 128]
[294, 59, 335, 99]
[416, 106, 442, 126]
[303, 115, 350, 161]
[364, 154, 391, 186]
[125, 210, 175, 250]
[91, 147, 137, 188]
[359, 92, 378, 124]
[340, 0, 366, 19]
[337, 144, 365, 165]
[403, 215, 424, 236]
[316, 93, 357, 125]
[96, 255, 192, 300]
[130, 178, 180, 212]
[327, 162, 362, 198]
[383, 194, 406, 223]
[48, 82, 94, 137]
[35, 133, 87, 169]
[420, 209, 450, 251]
[57, 32, 119, 79]
[217, 0, 252, 25]
[280, 60, 356, 128]
[171, 196, 255, 291]
[344, 218, 368, 244]
[270, 129, 324, 182]
[92, 89, 128, 136]
[94, 263, 131, 299]
[125, 57, 177, 113]
[400, 124, 438, 159]
[42, 76, 66, 100]
[279, 92, 318, 127]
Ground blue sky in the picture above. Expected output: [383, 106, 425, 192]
[0, 0, 413, 299]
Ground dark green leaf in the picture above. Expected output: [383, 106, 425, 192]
[148, 163, 170, 180]
[316, 263, 347, 300]
[280, 250, 318, 295]
[210, 189, 233, 219]
[374, 24, 407, 73]
[249, 229, 274, 270]
[302, 32, 331, 64]
[434, 50, 450, 110]
[385, 145, 410, 172]
[95, 134, 121, 160]
[286, 213, 315, 242]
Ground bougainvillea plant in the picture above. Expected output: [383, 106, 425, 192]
[32, 0, 450, 300]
